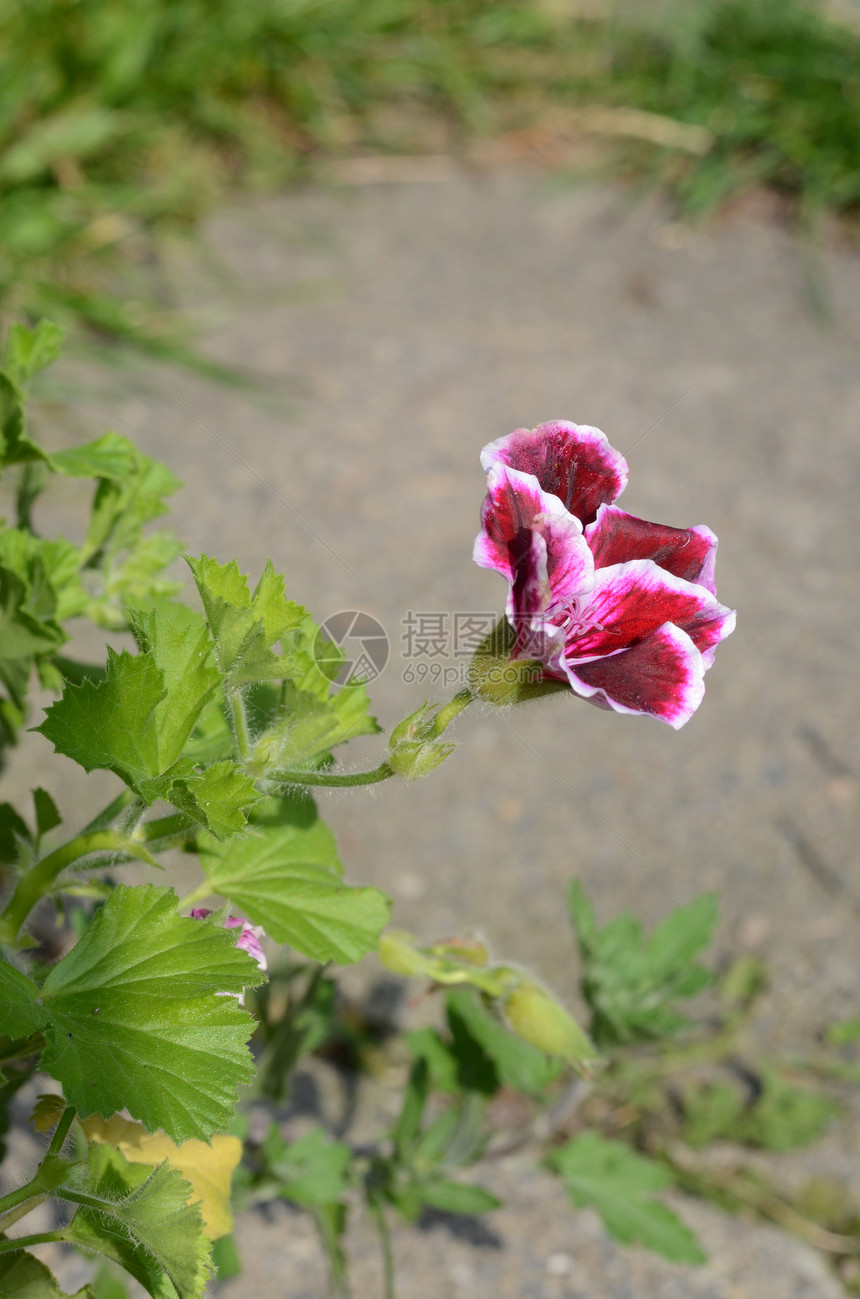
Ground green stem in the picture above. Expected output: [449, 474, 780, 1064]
[0, 1193, 46, 1234]
[0, 829, 129, 943]
[0, 1231, 68, 1254]
[230, 690, 251, 762]
[369, 1197, 396, 1299]
[0, 1180, 44, 1219]
[0, 804, 193, 942]
[272, 762, 394, 788]
[430, 688, 474, 736]
[47, 1106, 76, 1157]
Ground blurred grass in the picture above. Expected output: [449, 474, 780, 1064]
[1, 0, 859, 352]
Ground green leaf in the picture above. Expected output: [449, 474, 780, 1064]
[63, 1141, 211, 1299]
[741, 1072, 837, 1150]
[445, 988, 559, 1096]
[33, 788, 61, 839]
[251, 610, 380, 772]
[0, 105, 126, 186]
[0, 801, 31, 865]
[186, 555, 305, 685]
[392, 1059, 430, 1157]
[260, 1125, 352, 1207]
[34, 635, 257, 833]
[38, 885, 261, 1142]
[0, 533, 70, 708]
[89, 1263, 129, 1299]
[0, 371, 49, 468]
[80, 437, 180, 563]
[406, 1028, 460, 1095]
[197, 798, 391, 964]
[0, 1250, 95, 1297]
[129, 604, 220, 764]
[418, 1178, 500, 1216]
[548, 1132, 706, 1264]
[570, 882, 717, 1047]
[169, 760, 261, 842]
[3, 322, 66, 387]
[36, 648, 194, 802]
[51, 433, 139, 482]
[0, 957, 48, 1037]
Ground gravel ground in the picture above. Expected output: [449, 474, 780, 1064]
[5, 171, 860, 1296]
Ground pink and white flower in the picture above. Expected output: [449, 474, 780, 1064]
[474, 420, 735, 728]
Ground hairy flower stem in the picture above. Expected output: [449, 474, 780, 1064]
[436, 687, 475, 731]
[273, 762, 395, 788]
[230, 689, 252, 762]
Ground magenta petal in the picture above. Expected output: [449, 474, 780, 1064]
[567, 623, 705, 728]
[586, 505, 718, 594]
[473, 464, 594, 614]
[564, 560, 735, 663]
[480, 420, 628, 524]
[225, 916, 267, 972]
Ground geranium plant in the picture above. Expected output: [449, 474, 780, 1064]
[11, 322, 852, 1299]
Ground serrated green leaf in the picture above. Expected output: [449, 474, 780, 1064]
[186, 555, 304, 685]
[0, 957, 47, 1037]
[570, 883, 717, 1048]
[63, 1142, 212, 1299]
[0, 542, 68, 708]
[197, 799, 390, 964]
[0, 1249, 95, 1297]
[549, 1132, 705, 1264]
[169, 760, 261, 841]
[130, 604, 220, 764]
[81, 438, 180, 563]
[38, 885, 261, 1141]
[35, 648, 194, 802]
[261, 1126, 352, 1207]
[254, 679, 380, 773]
[445, 988, 560, 1096]
[0, 371, 50, 468]
[418, 1178, 500, 1216]
[3, 322, 66, 387]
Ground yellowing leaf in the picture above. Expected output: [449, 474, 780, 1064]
[30, 1092, 67, 1132]
[83, 1114, 241, 1239]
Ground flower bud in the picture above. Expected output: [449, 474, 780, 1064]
[378, 930, 433, 977]
[468, 617, 568, 705]
[388, 738, 455, 780]
[504, 981, 600, 1077]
